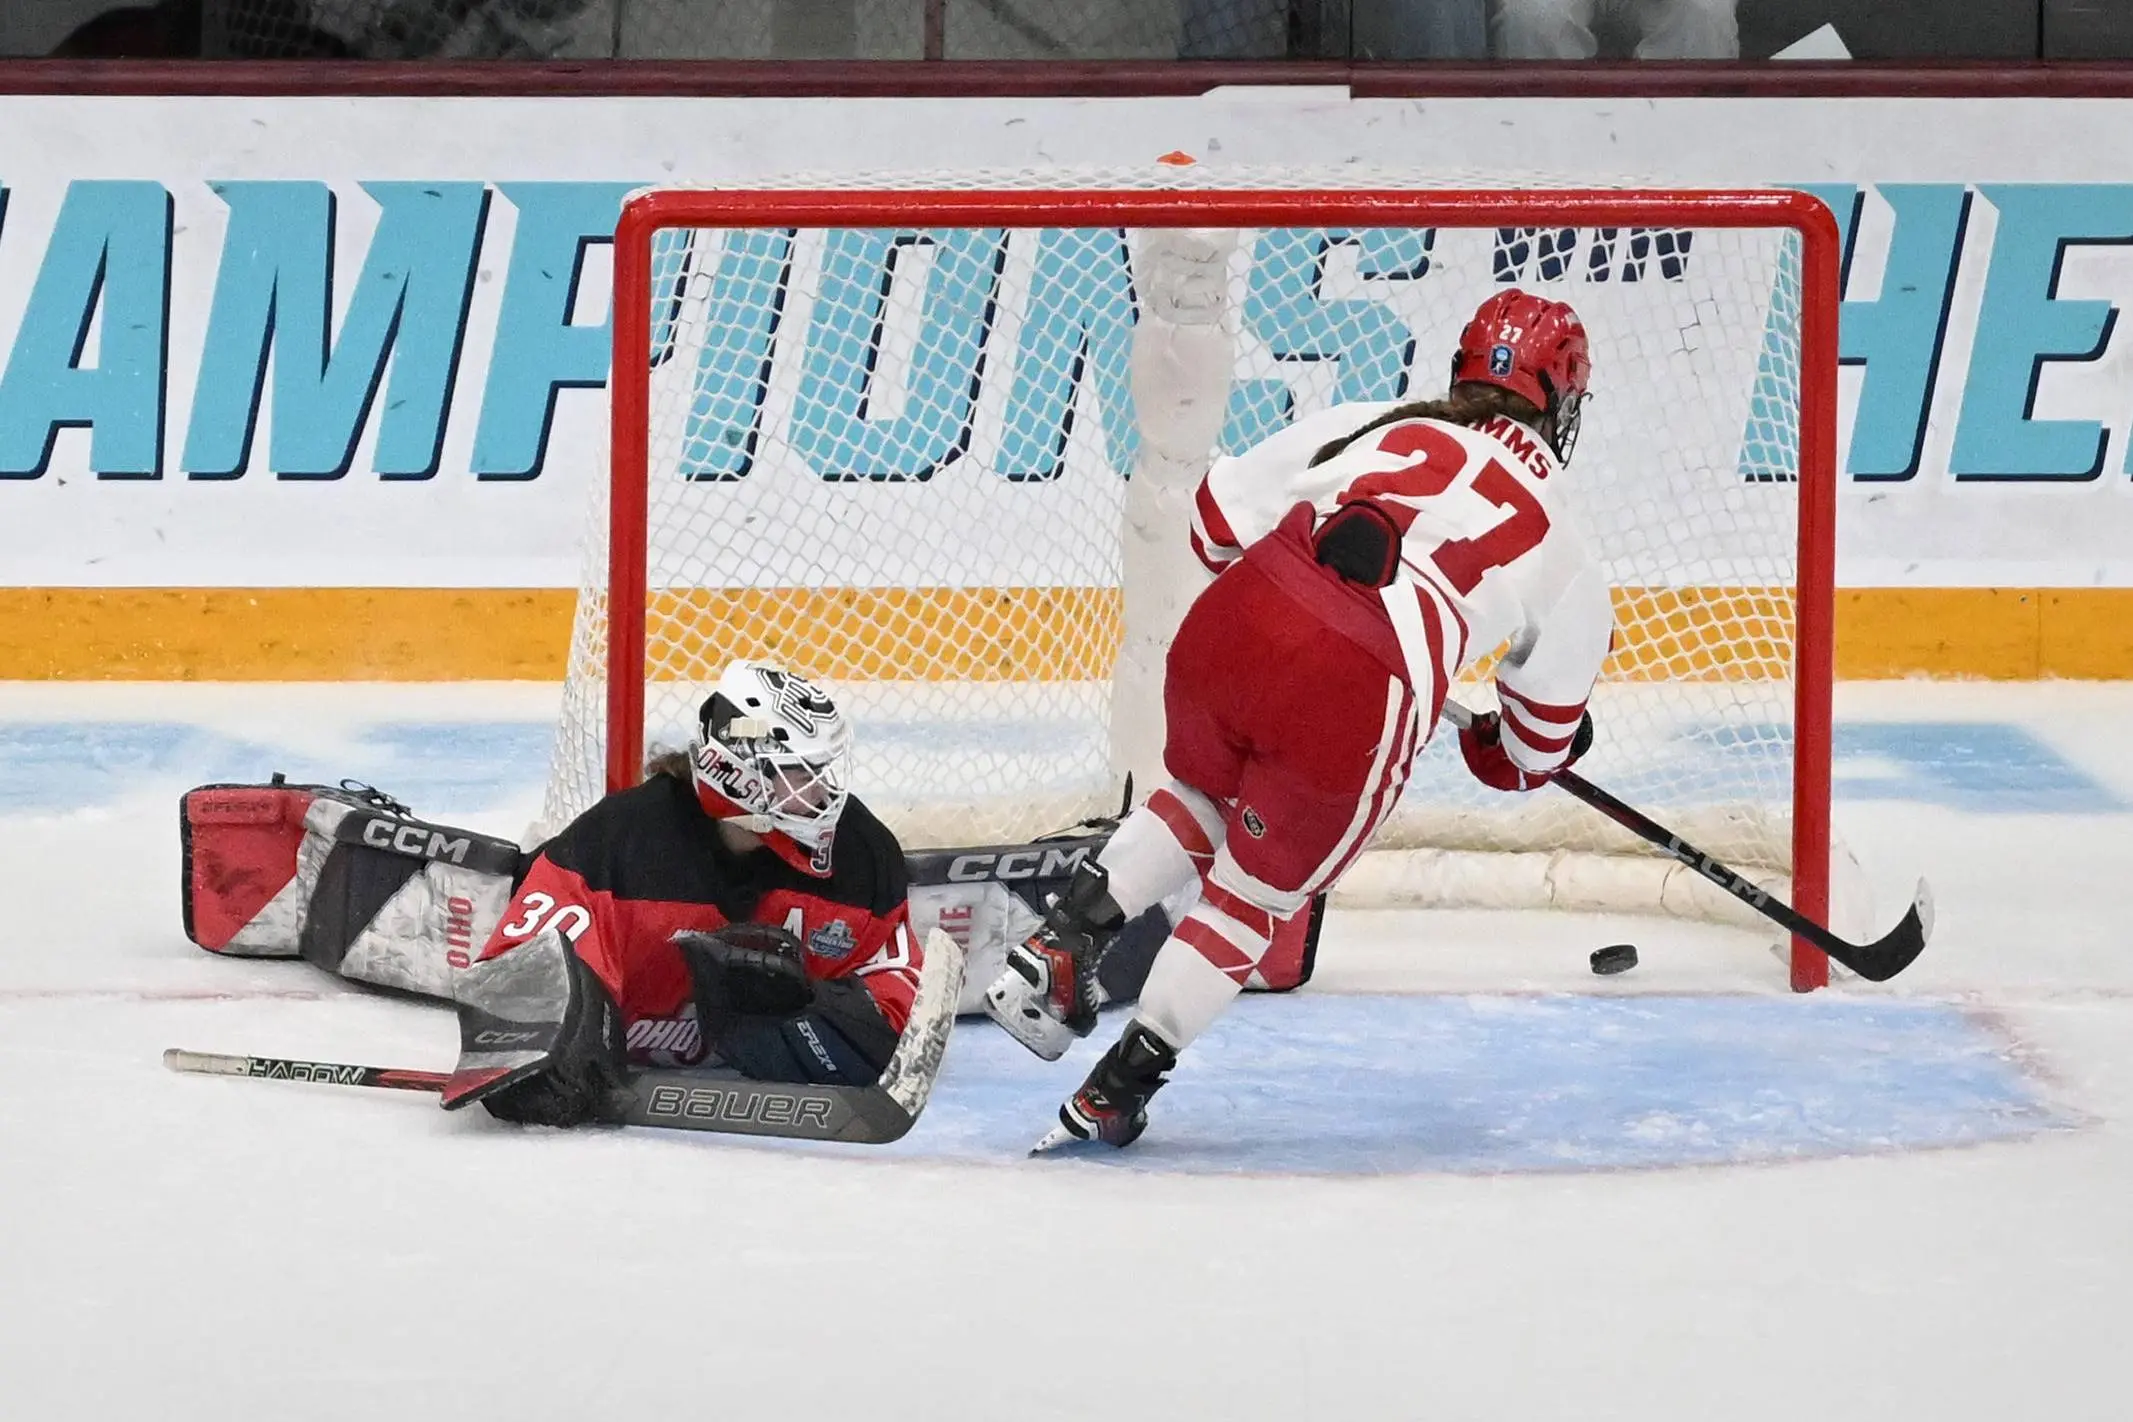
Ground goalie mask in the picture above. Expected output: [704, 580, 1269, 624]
[690, 662, 853, 877]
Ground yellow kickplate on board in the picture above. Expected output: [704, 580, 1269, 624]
[4, 585, 2127, 681]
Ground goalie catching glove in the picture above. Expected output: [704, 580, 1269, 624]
[678, 923, 900, 1087]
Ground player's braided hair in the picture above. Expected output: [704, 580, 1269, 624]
[1307, 384, 1546, 469]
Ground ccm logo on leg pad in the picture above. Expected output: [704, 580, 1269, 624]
[359, 816, 473, 865]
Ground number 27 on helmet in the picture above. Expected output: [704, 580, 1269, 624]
[1452, 288, 1593, 464]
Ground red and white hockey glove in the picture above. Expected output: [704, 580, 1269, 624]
[1459, 710, 1594, 793]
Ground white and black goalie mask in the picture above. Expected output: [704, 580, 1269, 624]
[689, 662, 853, 857]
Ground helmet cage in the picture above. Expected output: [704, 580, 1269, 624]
[1540, 375, 1588, 467]
[690, 682, 852, 853]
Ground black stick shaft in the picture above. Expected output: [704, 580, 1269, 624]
[1545, 767, 1929, 982]
[1437, 699, 1928, 983]
[164, 1047, 922, 1142]
[162, 931, 967, 1142]
[1551, 770, 1834, 951]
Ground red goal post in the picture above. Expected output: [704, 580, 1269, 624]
[594, 184, 1841, 991]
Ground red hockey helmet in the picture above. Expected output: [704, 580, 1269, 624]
[1451, 289, 1593, 463]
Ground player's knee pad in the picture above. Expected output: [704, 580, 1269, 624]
[1099, 780, 1224, 917]
[181, 776, 523, 999]
[1206, 849, 1312, 921]
[1148, 779, 1224, 846]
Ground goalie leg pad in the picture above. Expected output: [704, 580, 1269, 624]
[182, 778, 523, 1000]
[183, 784, 316, 958]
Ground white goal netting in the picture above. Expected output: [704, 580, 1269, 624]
[544, 166, 1834, 937]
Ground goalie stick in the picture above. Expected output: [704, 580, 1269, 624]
[1441, 699, 1933, 984]
[165, 929, 964, 1144]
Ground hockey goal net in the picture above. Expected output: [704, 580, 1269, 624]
[546, 169, 1840, 989]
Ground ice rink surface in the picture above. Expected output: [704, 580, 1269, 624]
[3, 681, 2131, 1420]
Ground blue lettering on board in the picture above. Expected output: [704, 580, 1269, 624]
[1952, 184, 2133, 481]
[1806, 184, 1973, 483]
[471, 182, 636, 480]
[181, 181, 488, 480]
[994, 227, 1137, 482]
[1223, 227, 1434, 455]
[0, 180, 170, 479]
[790, 228, 1006, 481]
[1493, 226, 1692, 284]
[673, 227, 792, 481]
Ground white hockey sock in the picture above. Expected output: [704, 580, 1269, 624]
[1097, 780, 1225, 919]
[1130, 881, 1275, 1051]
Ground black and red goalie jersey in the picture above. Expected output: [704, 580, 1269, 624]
[487, 767, 922, 1073]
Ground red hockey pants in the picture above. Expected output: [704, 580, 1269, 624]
[1160, 506, 1433, 914]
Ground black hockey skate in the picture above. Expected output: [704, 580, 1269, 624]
[982, 861, 1125, 1061]
[1031, 1022, 1179, 1152]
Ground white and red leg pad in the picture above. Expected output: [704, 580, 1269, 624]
[181, 780, 521, 999]
[183, 784, 320, 957]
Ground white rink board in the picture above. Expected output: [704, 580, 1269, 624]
[2, 93, 2133, 587]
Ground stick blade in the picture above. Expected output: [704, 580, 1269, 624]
[1845, 879, 1935, 983]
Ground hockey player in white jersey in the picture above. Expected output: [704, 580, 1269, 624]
[985, 288, 1615, 1149]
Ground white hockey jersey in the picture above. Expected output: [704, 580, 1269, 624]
[1190, 404, 1614, 775]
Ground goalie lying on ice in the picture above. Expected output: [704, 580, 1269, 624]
[179, 660, 1312, 1129]
[182, 663, 923, 1126]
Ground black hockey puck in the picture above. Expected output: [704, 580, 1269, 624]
[1589, 943, 1639, 976]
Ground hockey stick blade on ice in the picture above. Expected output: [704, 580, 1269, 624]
[165, 930, 965, 1143]
[1440, 699, 1933, 983]
[1549, 767, 1932, 982]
